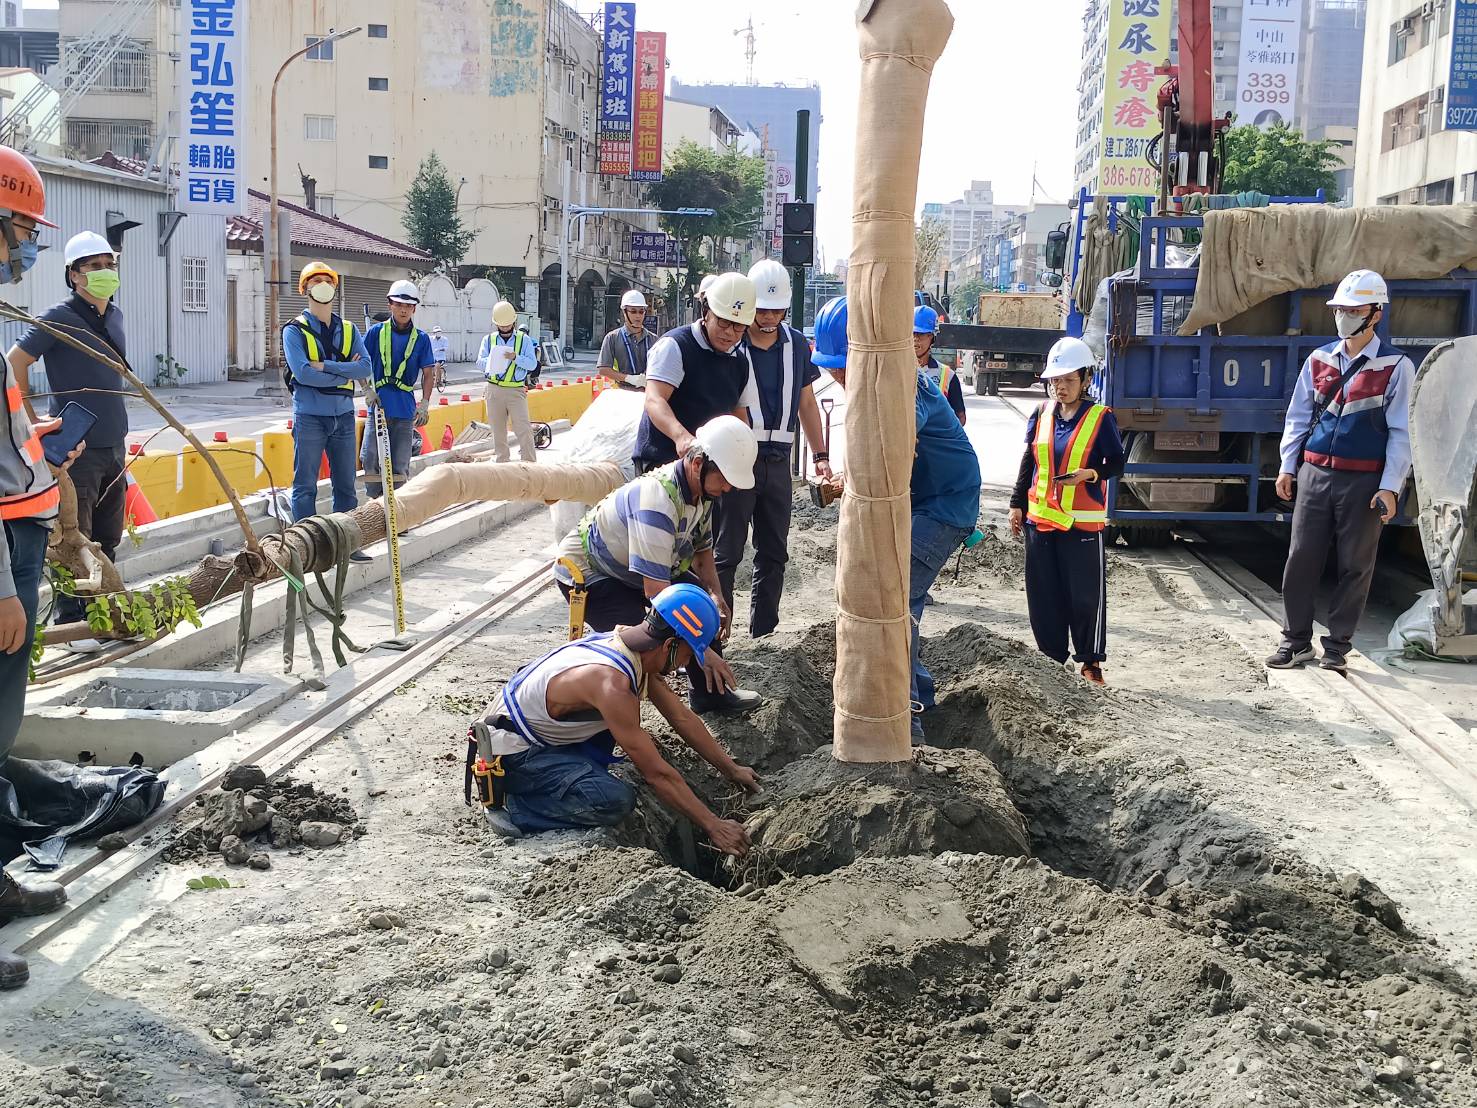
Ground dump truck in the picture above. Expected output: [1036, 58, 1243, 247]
[969, 293, 1064, 394]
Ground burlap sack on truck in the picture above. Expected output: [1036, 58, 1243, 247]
[833, 0, 953, 763]
[1178, 204, 1477, 336]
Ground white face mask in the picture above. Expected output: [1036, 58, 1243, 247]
[1335, 309, 1370, 339]
[307, 282, 336, 305]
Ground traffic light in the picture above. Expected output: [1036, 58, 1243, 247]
[782, 201, 814, 267]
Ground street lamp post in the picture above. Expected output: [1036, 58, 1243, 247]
[558, 195, 715, 358]
[265, 26, 361, 391]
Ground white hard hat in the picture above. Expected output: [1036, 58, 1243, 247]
[704, 272, 757, 327]
[432, 325, 443, 334]
[691, 414, 757, 490]
[1327, 269, 1388, 308]
[492, 301, 518, 328]
[64, 230, 116, 268]
[620, 289, 647, 310]
[748, 259, 792, 310]
[387, 279, 420, 304]
[1042, 336, 1096, 379]
[697, 273, 718, 300]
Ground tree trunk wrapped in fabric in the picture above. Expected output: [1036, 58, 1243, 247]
[833, 0, 954, 763]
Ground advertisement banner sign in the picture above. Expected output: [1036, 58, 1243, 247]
[598, 2, 637, 176]
[181, 0, 248, 214]
[631, 31, 666, 181]
[1098, 0, 1171, 196]
[1236, 0, 1303, 130]
[1448, 0, 1477, 130]
[631, 231, 669, 264]
[771, 161, 794, 250]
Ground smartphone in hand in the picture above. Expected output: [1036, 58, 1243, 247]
[42, 401, 97, 467]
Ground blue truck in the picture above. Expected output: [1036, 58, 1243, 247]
[1071, 194, 1477, 546]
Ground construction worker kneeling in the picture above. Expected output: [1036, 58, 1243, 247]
[1009, 338, 1125, 686]
[466, 584, 760, 855]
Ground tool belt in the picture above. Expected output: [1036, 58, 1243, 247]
[463, 718, 512, 810]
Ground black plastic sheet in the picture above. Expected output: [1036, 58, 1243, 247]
[0, 757, 165, 870]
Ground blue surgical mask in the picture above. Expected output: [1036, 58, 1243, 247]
[0, 240, 38, 284]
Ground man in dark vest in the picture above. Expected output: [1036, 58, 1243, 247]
[1267, 269, 1413, 674]
[714, 259, 832, 638]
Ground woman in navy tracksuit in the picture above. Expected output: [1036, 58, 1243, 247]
[1008, 338, 1125, 685]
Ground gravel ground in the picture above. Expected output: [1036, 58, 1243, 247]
[3, 491, 1476, 1108]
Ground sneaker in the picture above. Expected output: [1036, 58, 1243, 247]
[348, 550, 373, 564]
[1265, 645, 1314, 669]
[481, 808, 523, 839]
[1081, 662, 1106, 686]
[1320, 651, 1349, 673]
[689, 686, 764, 715]
[64, 638, 106, 655]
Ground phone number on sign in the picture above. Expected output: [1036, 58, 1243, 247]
[1100, 163, 1158, 190]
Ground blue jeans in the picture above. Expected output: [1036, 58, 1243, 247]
[359, 410, 415, 499]
[291, 412, 359, 522]
[1, 519, 49, 765]
[909, 514, 971, 734]
[501, 738, 636, 834]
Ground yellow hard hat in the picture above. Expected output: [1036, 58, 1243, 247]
[705, 272, 757, 327]
[492, 301, 518, 328]
[298, 260, 339, 294]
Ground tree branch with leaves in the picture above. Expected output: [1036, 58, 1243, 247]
[402, 152, 477, 275]
[914, 217, 947, 292]
[647, 141, 765, 304]
[1220, 123, 1341, 198]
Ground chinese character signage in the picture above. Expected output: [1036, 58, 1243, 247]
[1448, 0, 1477, 130]
[631, 231, 668, 263]
[181, 0, 247, 214]
[1236, 0, 1302, 131]
[599, 2, 637, 175]
[631, 32, 665, 181]
[771, 162, 794, 251]
[1098, 0, 1170, 195]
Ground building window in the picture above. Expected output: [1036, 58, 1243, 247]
[1463, 172, 1477, 202]
[368, 155, 388, 169]
[303, 114, 335, 141]
[1381, 89, 1443, 151]
[181, 257, 208, 312]
[306, 35, 334, 62]
[63, 118, 153, 161]
[66, 38, 152, 93]
[1424, 178, 1454, 205]
[368, 77, 389, 91]
[368, 24, 388, 38]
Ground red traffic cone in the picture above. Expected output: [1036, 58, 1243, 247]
[124, 470, 158, 526]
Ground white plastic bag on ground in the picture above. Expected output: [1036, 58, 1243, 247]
[547, 389, 644, 540]
[1386, 587, 1477, 660]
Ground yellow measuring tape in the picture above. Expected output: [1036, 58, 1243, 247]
[374, 407, 406, 635]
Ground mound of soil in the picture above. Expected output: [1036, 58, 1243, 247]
[164, 772, 362, 863]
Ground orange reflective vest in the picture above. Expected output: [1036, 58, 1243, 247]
[1, 363, 59, 521]
[1026, 401, 1108, 533]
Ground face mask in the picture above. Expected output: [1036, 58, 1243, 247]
[307, 281, 336, 305]
[0, 240, 38, 284]
[83, 268, 120, 299]
[1335, 310, 1369, 339]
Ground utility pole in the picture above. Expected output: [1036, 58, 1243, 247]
[789, 109, 810, 326]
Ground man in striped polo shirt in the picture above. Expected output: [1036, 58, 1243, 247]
[555, 416, 763, 714]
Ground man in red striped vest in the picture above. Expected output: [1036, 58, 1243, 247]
[0, 145, 82, 988]
[1268, 270, 1414, 673]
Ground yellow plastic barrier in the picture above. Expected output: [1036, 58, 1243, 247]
[260, 428, 294, 490]
[127, 448, 179, 521]
[179, 446, 228, 515]
[208, 435, 257, 499]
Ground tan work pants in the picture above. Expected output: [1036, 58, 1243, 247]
[484, 382, 536, 463]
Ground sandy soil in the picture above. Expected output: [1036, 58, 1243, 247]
[3, 491, 1476, 1108]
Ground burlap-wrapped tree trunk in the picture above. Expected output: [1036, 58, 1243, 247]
[834, 0, 954, 763]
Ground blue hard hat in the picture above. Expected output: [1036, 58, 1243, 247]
[649, 583, 721, 665]
[811, 295, 849, 369]
[913, 305, 940, 335]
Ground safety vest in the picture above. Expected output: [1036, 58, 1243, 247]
[939, 362, 956, 399]
[375, 323, 420, 393]
[744, 325, 803, 447]
[1301, 340, 1405, 474]
[1026, 401, 1109, 533]
[485, 331, 529, 387]
[1, 363, 59, 522]
[285, 313, 358, 394]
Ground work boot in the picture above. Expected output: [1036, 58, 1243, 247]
[1081, 662, 1106, 686]
[689, 686, 763, 715]
[481, 808, 523, 840]
[0, 872, 67, 925]
[1265, 645, 1314, 670]
[1, 948, 28, 990]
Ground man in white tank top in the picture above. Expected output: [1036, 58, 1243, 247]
[468, 584, 759, 856]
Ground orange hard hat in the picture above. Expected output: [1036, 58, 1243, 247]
[0, 145, 57, 227]
[298, 260, 339, 294]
